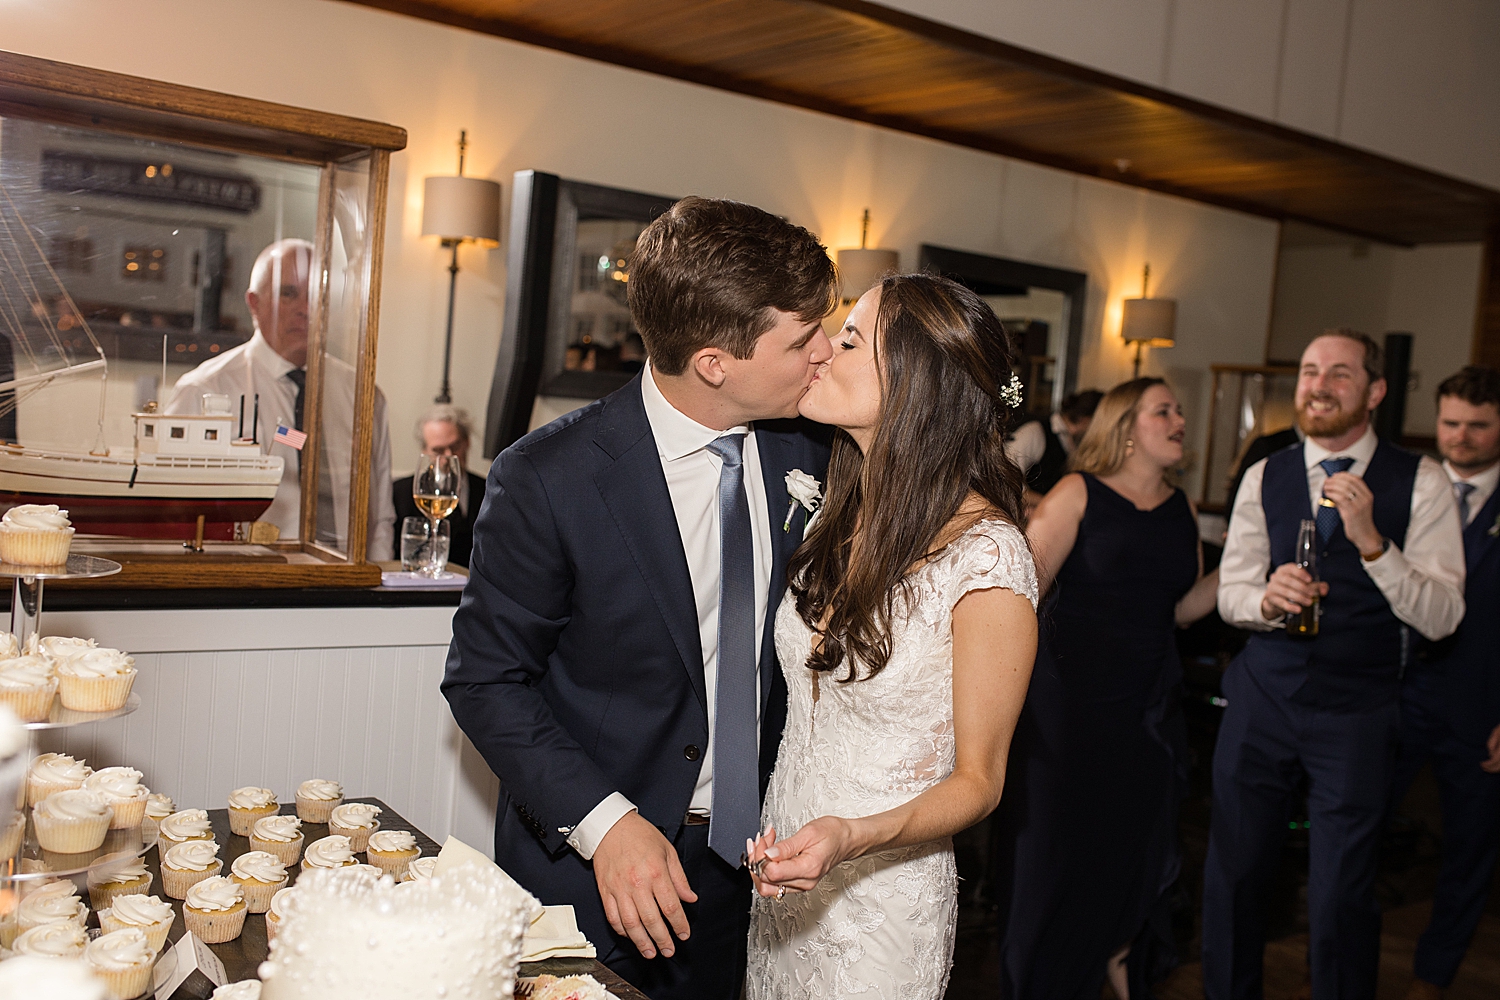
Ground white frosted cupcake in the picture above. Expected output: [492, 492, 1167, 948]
[226, 786, 278, 836]
[38, 635, 95, 660]
[17, 879, 88, 932]
[161, 839, 222, 899]
[141, 793, 173, 837]
[32, 789, 112, 853]
[0, 954, 108, 999]
[327, 802, 380, 852]
[157, 808, 214, 846]
[26, 752, 90, 806]
[264, 885, 297, 943]
[248, 814, 303, 867]
[0, 654, 57, 723]
[98, 893, 175, 952]
[0, 630, 19, 657]
[12, 919, 88, 959]
[300, 834, 356, 872]
[294, 778, 341, 823]
[229, 850, 288, 913]
[0, 504, 74, 566]
[405, 855, 438, 883]
[183, 876, 246, 944]
[85, 927, 157, 1000]
[366, 829, 420, 879]
[213, 983, 263, 999]
[86, 858, 153, 911]
[54, 647, 136, 713]
[83, 767, 149, 830]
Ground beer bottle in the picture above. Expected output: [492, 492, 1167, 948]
[1288, 518, 1319, 637]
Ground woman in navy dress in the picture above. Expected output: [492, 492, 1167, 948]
[997, 378, 1219, 1000]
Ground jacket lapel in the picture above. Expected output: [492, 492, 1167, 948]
[1464, 487, 1500, 568]
[593, 378, 707, 714]
[755, 426, 807, 717]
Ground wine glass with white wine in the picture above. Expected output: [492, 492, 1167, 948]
[413, 453, 462, 577]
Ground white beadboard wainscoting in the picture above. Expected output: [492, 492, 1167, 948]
[36, 605, 501, 854]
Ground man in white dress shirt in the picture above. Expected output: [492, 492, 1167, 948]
[1204, 331, 1466, 1000]
[165, 239, 394, 559]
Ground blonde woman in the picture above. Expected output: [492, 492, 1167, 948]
[996, 378, 1218, 1000]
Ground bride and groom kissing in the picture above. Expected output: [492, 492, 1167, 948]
[443, 197, 1039, 1000]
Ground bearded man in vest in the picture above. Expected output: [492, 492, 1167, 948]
[1205, 330, 1467, 1000]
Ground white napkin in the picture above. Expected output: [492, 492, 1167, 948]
[434, 837, 596, 960]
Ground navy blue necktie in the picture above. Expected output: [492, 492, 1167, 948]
[1453, 481, 1477, 526]
[1316, 457, 1355, 544]
[703, 433, 758, 868]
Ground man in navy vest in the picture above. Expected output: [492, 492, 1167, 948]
[1206, 330, 1466, 1000]
[1393, 366, 1500, 1000]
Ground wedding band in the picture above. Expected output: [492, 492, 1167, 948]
[749, 859, 766, 878]
[776, 887, 786, 901]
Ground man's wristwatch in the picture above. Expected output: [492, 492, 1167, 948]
[1361, 537, 1389, 562]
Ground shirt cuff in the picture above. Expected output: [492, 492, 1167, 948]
[1359, 538, 1404, 583]
[563, 792, 637, 861]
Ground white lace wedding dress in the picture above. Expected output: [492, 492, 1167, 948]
[746, 518, 1037, 999]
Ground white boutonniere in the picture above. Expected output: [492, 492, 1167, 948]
[1489, 512, 1500, 538]
[783, 469, 822, 532]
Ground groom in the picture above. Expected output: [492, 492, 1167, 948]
[443, 196, 836, 1000]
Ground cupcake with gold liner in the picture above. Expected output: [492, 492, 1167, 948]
[86, 858, 153, 910]
[326, 801, 380, 851]
[17, 878, 88, 933]
[0, 654, 57, 723]
[97, 893, 174, 953]
[82, 767, 149, 830]
[84, 927, 157, 1000]
[160, 839, 222, 899]
[293, 778, 341, 823]
[404, 855, 438, 883]
[248, 814, 303, 866]
[264, 885, 298, 943]
[182, 875, 246, 944]
[33, 788, 112, 853]
[157, 808, 214, 846]
[366, 829, 420, 879]
[226, 786, 278, 836]
[54, 647, 135, 713]
[26, 752, 90, 806]
[299, 834, 356, 873]
[0, 504, 75, 566]
[141, 793, 173, 837]
[229, 850, 288, 913]
[11, 919, 88, 959]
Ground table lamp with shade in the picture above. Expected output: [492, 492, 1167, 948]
[1121, 262, 1177, 378]
[421, 130, 501, 403]
[836, 209, 899, 305]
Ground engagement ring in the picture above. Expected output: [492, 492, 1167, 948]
[776, 887, 786, 901]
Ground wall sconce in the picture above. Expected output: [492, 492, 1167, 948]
[1121, 262, 1177, 378]
[421, 130, 501, 404]
[836, 209, 899, 305]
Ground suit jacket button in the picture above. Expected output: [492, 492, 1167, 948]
[684, 744, 701, 761]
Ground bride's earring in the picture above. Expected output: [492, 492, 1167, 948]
[1126, 438, 1135, 452]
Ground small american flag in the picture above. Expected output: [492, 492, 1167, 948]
[274, 424, 307, 450]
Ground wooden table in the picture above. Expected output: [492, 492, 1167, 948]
[135, 799, 647, 999]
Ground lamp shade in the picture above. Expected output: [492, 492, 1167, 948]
[837, 247, 899, 303]
[421, 175, 501, 245]
[1121, 296, 1177, 347]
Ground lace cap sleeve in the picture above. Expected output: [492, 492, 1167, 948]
[943, 520, 1038, 610]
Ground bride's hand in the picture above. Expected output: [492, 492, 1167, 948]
[757, 816, 856, 894]
[745, 826, 778, 897]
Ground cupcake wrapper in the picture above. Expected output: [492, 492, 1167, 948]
[265, 909, 282, 943]
[329, 819, 378, 853]
[368, 848, 420, 880]
[93, 960, 154, 1000]
[88, 874, 154, 911]
[0, 814, 24, 860]
[33, 808, 111, 853]
[249, 833, 303, 868]
[99, 909, 173, 953]
[0, 681, 56, 723]
[27, 775, 86, 807]
[228, 803, 279, 837]
[294, 794, 340, 823]
[0, 912, 17, 949]
[105, 796, 148, 831]
[57, 668, 136, 713]
[161, 860, 222, 900]
[234, 874, 287, 913]
[183, 901, 247, 944]
[0, 525, 74, 567]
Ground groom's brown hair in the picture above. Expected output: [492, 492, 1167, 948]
[628, 196, 837, 376]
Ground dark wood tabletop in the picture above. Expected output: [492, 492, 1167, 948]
[131, 798, 648, 999]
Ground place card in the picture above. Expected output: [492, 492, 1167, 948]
[155, 931, 227, 999]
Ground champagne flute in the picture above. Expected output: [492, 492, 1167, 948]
[413, 454, 461, 576]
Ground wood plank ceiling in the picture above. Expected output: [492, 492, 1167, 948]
[348, 0, 1499, 247]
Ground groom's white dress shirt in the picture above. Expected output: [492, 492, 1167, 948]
[564, 365, 772, 859]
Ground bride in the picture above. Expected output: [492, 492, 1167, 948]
[745, 273, 1039, 998]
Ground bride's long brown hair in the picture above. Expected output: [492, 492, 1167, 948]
[789, 273, 1028, 682]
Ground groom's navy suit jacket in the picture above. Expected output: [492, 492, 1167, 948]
[442, 374, 829, 950]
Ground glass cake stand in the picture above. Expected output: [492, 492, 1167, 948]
[0, 554, 123, 647]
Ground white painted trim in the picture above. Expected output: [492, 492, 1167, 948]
[42, 605, 455, 653]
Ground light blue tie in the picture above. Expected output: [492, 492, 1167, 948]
[1453, 481, 1477, 526]
[1316, 457, 1355, 544]
[703, 433, 758, 868]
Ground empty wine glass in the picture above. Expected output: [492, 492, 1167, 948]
[413, 453, 461, 576]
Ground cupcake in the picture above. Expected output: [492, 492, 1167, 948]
[98, 893, 175, 953]
[405, 856, 438, 883]
[17, 879, 88, 932]
[32, 789, 112, 853]
[26, 752, 90, 806]
[141, 793, 173, 837]
[248, 814, 303, 867]
[38, 635, 95, 660]
[157, 808, 214, 846]
[0, 654, 57, 723]
[83, 767, 149, 830]
[264, 886, 297, 943]
[226, 787, 278, 836]
[11, 919, 88, 959]
[182, 876, 246, 944]
[0, 504, 74, 566]
[84, 927, 156, 1000]
[54, 647, 136, 713]
[327, 802, 380, 852]
[366, 829, 420, 879]
[294, 779, 341, 823]
[0, 811, 24, 859]
[0, 630, 18, 657]
[160, 840, 222, 899]
[213, 983, 263, 999]
[86, 858, 153, 911]
[300, 834, 356, 872]
[229, 850, 288, 913]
